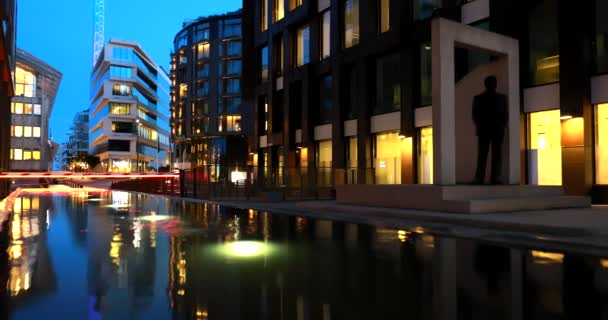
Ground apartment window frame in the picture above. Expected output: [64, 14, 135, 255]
[379, 0, 390, 33]
[320, 9, 331, 60]
[290, 0, 303, 11]
[296, 25, 311, 67]
[343, 0, 360, 49]
[274, 0, 285, 22]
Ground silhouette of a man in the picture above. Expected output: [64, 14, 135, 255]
[473, 76, 508, 185]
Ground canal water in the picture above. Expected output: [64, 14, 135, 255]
[0, 188, 607, 320]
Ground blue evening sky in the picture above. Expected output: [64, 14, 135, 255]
[17, 0, 241, 143]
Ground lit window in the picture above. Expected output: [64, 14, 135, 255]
[14, 126, 23, 137]
[33, 127, 41, 138]
[15, 66, 37, 97]
[529, 110, 562, 185]
[23, 150, 32, 160]
[32, 151, 41, 160]
[179, 84, 188, 98]
[226, 115, 242, 132]
[297, 25, 310, 66]
[274, 0, 285, 22]
[379, 0, 390, 33]
[34, 104, 41, 115]
[197, 42, 210, 60]
[110, 103, 131, 115]
[261, 0, 269, 31]
[290, 0, 302, 11]
[320, 11, 331, 59]
[112, 84, 132, 96]
[23, 126, 32, 138]
[419, 127, 433, 184]
[596, 104, 608, 184]
[24, 104, 33, 114]
[12, 103, 23, 114]
[13, 149, 23, 161]
[344, 0, 360, 48]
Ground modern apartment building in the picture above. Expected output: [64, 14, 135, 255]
[89, 40, 171, 173]
[10, 49, 62, 172]
[243, 0, 608, 202]
[0, 0, 17, 195]
[170, 10, 247, 184]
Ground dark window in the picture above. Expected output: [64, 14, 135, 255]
[420, 44, 432, 106]
[528, 0, 559, 85]
[375, 53, 401, 115]
[319, 75, 333, 124]
[225, 97, 242, 114]
[108, 140, 131, 152]
[111, 122, 134, 133]
[226, 41, 242, 56]
[226, 60, 242, 75]
[224, 79, 241, 94]
[221, 19, 241, 38]
[343, 67, 358, 119]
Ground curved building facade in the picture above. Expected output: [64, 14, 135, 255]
[171, 10, 247, 185]
[89, 40, 171, 173]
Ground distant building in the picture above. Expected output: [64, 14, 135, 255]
[170, 10, 247, 182]
[0, 0, 17, 196]
[10, 49, 62, 172]
[89, 40, 171, 173]
[63, 109, 90, 168]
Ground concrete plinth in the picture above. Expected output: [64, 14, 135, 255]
[336, 185, 590, 214]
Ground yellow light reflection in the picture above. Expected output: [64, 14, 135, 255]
[138, 215, 173, 222]
[531, 250, 564, 264]
[397, 230, 410, 242]
[221, 241, 270, 258]
[177, 289, 185, 296]
[601, 259, 608, 268]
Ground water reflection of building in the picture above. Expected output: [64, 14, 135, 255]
[163, 200, 608, 320]
[6, 194, 57, 299]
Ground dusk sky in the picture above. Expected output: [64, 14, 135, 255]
[17, 0, 242, 144]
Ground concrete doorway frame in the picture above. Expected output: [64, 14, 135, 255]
[432, 18, 520, 185]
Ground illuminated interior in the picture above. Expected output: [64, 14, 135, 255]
[317, 140, 332, 168]
[375, 132, 401, 184]
[529, 110, 562, 185]
[596, 104, 608, 184]
[418, 127, 433, 184]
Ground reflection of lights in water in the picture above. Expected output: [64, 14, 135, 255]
[110, 191, 129, 209]
[88, 198, 104, 202]
[110, 233, 122, 266]
[531, 250, 564, 264]
[46, 209, 50, 230]
[178, 259, 187, 285]
[412, 227, 425, 234]
[223, 241, 269, 258]
[602, 259, 608, 269]
[196, 309, 208, 319]
[138, 215, 173, 222]
[133, 222, 142, 248]
[8, 243, 22, 260]
[421, 235, 435, 249]
[177, 289, 185, 296]
[398, 230, 410, 242]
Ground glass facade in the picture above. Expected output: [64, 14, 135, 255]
[344, 0, 360, 48]
[528, 0, 559, 85]
[529, 110, 562, 186]
[596, 104, 608, 184]
[374, 53, 401, 115]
